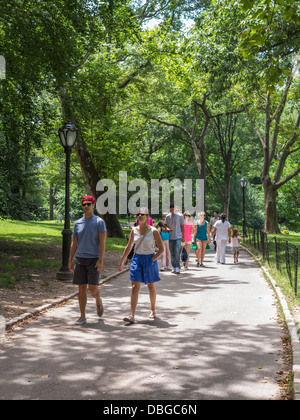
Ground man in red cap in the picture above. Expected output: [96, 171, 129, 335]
[68, 195, 107, 325]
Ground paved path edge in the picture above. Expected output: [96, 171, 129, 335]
[3, 249, 300, 399]
[242, 245, 300, 400]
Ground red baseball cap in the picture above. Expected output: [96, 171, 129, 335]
[82, 195, 95, 204]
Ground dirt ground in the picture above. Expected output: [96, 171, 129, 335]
[0, 241, 123, 322]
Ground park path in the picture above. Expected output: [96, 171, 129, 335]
[0, 247, 287, 400]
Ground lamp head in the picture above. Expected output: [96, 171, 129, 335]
[58, 120, 78, 148]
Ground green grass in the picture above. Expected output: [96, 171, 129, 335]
[0, 219, 127, 251]
[242, 230, 300, 316]
[21, 258, 60, 270]
[0, 262, 15, 272]
[0, 220, 63, 244]
[274, 232, 300, 247]
[0, 272, 16, 289]
[0, 219, 128, 289]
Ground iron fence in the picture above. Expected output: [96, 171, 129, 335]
[243, 228, 299, 296]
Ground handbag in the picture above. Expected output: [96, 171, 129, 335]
[181, 247, 188, 262]
[191, 241, 197, 250]
[127, 243, 135, 260]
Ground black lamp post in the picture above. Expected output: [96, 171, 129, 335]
[56, 121, 78, 280]
[240, 177, 247, 237]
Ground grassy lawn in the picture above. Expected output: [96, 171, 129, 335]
[274, 232, 300, 247]
[242, 230, 300, 312]
[0, 220, 64, 244]
[0, 219, 127, 289]
[0, 219, 127, 251]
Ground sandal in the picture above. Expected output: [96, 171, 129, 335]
[149, 311, 157, 319]
[123, 315, 135, 324]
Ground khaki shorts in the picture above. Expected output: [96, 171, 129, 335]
[73, 257, 100, 285]
[182, 241, 192, 246]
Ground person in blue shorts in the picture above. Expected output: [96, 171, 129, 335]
[118, 208, 164, 324]
[68, 195, 107, 325]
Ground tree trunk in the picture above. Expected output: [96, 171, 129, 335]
[263, 177, 280, 234]
[49, 184, 54, 220]
[224, 170, 230, 217]
[74, 139, 124, 238]
[59, 86, 124, 238]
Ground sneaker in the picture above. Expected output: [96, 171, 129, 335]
[97, 298, 104, 317]
[171, 268, 175, 273]
[160, 267, 165, 271]
[75, 317, 87, 325]
[175, 267, 180, 274]
[200, 263, 204, 267]
[196, 262, 200, 267]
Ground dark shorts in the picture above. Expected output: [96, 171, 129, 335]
[73, 257, 100, 285]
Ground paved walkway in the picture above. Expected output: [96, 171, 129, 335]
[0, 247, 289, 400]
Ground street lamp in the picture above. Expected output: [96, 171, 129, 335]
[56, 121, 78, 280]
[240, 177, 247, 237]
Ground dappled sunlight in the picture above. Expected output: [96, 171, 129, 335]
[0, 249, 285, 400]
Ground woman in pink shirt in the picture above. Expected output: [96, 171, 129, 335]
[182, 212, 194, 269]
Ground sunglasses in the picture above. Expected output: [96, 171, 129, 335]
[82, 203, 92, 207]
[136, 213, 147, 217]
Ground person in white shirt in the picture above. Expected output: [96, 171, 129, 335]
[231, 228, 241, 263]
[118, 208, 164, 323]
[212, 213, 231, 264]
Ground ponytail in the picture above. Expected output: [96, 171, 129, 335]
[220, 213, 226, 223]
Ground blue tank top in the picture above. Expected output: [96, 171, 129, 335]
[195, 221, 208, 241]
[161, 231, 169, 240]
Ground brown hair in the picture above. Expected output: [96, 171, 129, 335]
[232, 228, 239, 238]
[220, 213, 226, 223]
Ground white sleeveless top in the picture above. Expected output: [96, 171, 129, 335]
[133, 226, 156, 255]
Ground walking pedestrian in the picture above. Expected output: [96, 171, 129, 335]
[212, 213, 231, 264]
[182, 212, 194, 269]
[209, 211, 219, 251]
[156, 212, 171, 271]
[118, 208, 164, 323]
[68, 195, 107, 325]
[194, 212, 210, 267]
[231, 228, 241, 263]
[165, 203, 185, 274]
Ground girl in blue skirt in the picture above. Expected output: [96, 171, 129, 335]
[118, 208, 164, 323]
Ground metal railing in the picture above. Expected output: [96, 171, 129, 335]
[243, 228, 299, 295]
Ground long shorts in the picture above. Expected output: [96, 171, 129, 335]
[130, 254, 160, 285]
[73, 257, 100, 285]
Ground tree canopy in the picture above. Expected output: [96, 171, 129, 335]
[0, 0, 299, 233]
